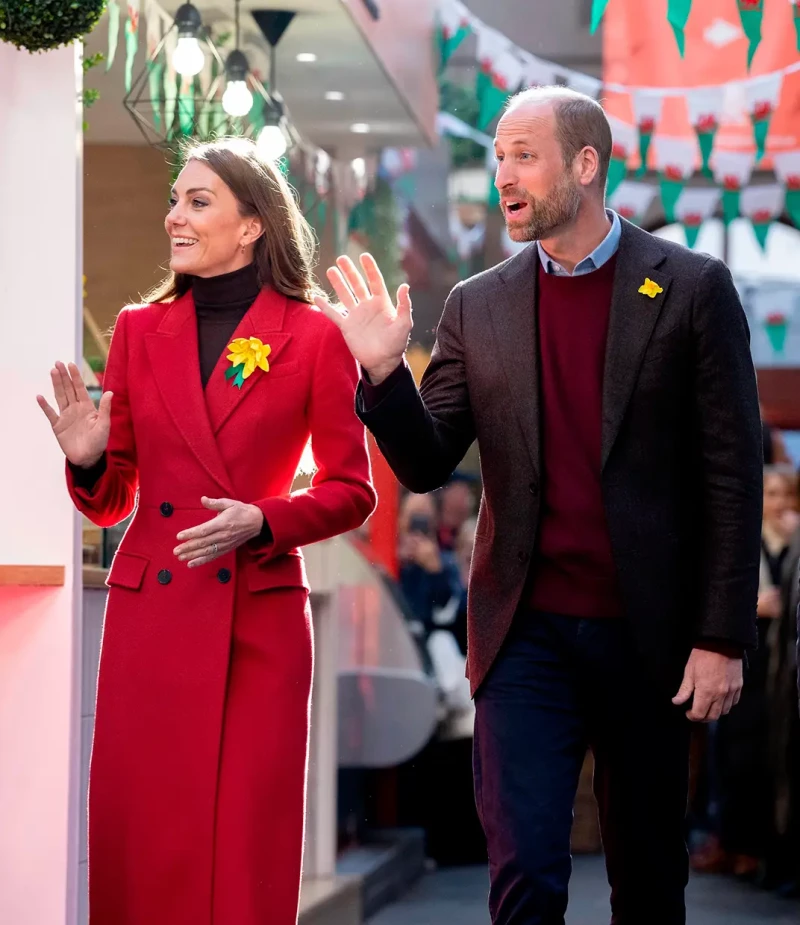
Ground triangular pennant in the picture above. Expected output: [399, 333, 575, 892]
[712, 151, 754, 224]
[745, 72, 783, 164]
[606, 116, 637, 198]
[754, 290, 793, 355]
[608, 181, 658, 226]
[107, 0, 121, 71]
[667, 0, 693, 57]
[564, 71, 603, 99]
[674, 187, 721, 250]
[687, 87, 725, 177]
[793, 1, 800, 55]
[589, 0, 611, 33]
[475, 26, 519, 130]
[523, 54, 558, 89]
[438, 0, 472, 72]
[124, 1, 141, 94]
[633, 91, 663, 176]
[771, 150, 800, 229]
[740, 183, 784, 252]
[145, 1, 164, 129]
[654, 138, 696, 223]
[737, 0, 764, 69]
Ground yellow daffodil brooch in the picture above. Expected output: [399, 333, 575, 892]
[638, 278, 663, 299]
[225, 336, 271, 389]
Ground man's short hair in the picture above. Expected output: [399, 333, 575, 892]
[504, 86, 613, 191]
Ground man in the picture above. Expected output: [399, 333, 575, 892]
[316, 87, 763, 924]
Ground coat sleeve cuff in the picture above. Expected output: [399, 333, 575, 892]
[68, 454, 108, 492]
[694, 638, 745, 659]
[359, 360, 408, 410]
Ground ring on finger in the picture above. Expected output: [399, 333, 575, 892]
[212, 542, 218, 557]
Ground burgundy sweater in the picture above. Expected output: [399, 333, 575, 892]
[528, 257, 623, 617]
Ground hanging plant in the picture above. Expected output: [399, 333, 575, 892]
[0, 0, 107, 53]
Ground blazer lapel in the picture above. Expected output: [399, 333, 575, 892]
[204, 287, 293, 435]
[493, 243, 541, 480]
[145, 291, 235, 495]
[601, 221, 671, 469]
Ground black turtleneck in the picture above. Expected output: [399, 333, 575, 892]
[193, 263, 260, 388]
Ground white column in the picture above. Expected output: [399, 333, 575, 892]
[0, 41, 84, 925]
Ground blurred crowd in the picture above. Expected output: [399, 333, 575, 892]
[688, 419, 800, 898]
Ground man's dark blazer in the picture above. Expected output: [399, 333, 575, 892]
[357, 219, 763, 696]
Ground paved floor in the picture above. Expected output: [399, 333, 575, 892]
[367, 856, 800, 925]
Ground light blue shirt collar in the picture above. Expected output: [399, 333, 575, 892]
[537, 209, 622, 277]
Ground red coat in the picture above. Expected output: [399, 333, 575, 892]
[69, 287, 376, 925]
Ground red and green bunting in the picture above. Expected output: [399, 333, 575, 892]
[437, 9, 471, 73]
[694, 115, 718, 177]
[722, 178, 743, 226]
[751, 100, 773, 163]
[667, 0, 693, 57]
[764, 313, 789, 354]
[787, 178, 800, 229]
[737, 0, 763, 69]
[477, 69, 512, 132]
[589, 0, 611, 33]
[794, 1, 800, 54]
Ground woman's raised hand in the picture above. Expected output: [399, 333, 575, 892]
[314, 254, 412, 385]
[37, 362, 113, 467]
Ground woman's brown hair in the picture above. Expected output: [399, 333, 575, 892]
[144, 137, 322, 304]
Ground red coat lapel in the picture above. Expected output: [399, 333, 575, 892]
[144, 291, 235, 496]
[204, 287, 293, 435]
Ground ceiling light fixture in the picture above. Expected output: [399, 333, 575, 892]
[172, 2, 205, 76]
[222, 0, 253, 117]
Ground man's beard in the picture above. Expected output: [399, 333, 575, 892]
[505, 173, 581, 242]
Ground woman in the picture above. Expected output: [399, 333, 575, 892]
[37, 138, 376, 925]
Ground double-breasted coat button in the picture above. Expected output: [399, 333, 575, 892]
[157, 569, 172, 585]
[160, 502, 174, 517]
[217, 568, 232, 584]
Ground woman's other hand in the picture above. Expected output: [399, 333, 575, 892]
[173, 497, 265, 567]
[37, 361, 112, 467]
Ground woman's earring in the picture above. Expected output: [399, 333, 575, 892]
[240, 241, 246, 254]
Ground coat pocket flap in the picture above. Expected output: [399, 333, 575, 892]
[106, 552, 150, 590]
[246, 553, 309, 593]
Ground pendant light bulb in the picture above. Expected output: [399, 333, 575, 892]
[172, 3, 205, 77]
[257, 125, 288, 161]
[222, 49, 253, 117]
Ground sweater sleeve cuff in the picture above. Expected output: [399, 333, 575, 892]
[694, 638, 745, 659]
[68, 454, 108, 491]
[360, 360, 407, 410]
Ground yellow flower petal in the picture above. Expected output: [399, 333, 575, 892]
[241, 355, 257, 379]
[227, 338, 250, 353]
[227, 352, 247, 367]
[256, 355, 270, 373]
[638, 278, 663, 298]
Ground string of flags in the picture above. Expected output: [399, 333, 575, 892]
[436, 0, 800, 250]
[590, 0, 800, 67]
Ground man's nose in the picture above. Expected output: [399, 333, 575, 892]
[494, 160, 516, 191]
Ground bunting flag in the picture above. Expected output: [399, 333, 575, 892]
[522, 53, 558, 88]
[713, 151, 755, 224]
[107, 0, 121, 70]
[654, 138, 695, 223]
[177, 75, 194, 135]
[674, 187, 722, 249]
[145, 1, 163, 129]
[608, 181, 658, 226]
[633, 91, 663, 175]
[589, 0, 611, 33]
[607, 116, 637, 198]
[487, 147, 500, 208]
[687, 87, 725, 177]
[737, 0, 764, 70]
[754, 290, 793, 355]
[773, 149, 800, 228]
[746, 72, 783, 163]
[163, 28, 178, 139]
[793, 0, 800, 54]
[667, 0, 693, 57]
[438, 0, 471, 72]
[740, 183, 785, 250]
[476, 27, 523, 130]
[125, 0, 141, 94]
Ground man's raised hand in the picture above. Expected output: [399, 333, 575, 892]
[314, 253, 412, 385]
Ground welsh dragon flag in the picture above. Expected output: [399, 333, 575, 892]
[674, 188, 721, 249]
[633, 91, 662, 176]
[737, 0, 764, 69]
[773, 149, 800, 229]
[740, 183, 785, 251]
[437, 0, 471, 73]
[475, 26, 524, 131]
[687, 86, 725, 177]
[713, 151, 755, 225]
[745, 72, 783, 164]
[608, 181, 657, 227]
[653, 137, 696, 223]
[606, 116, 637, 199]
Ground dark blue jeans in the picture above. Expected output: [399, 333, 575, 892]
[473, 611, 690, 925]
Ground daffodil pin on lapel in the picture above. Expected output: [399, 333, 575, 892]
[638, 278, 663, 299]
[225, 337, 271, 390]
